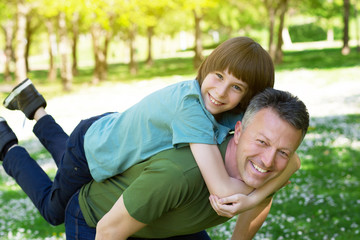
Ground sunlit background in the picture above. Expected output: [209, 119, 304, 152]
[0, 0, 359, 239]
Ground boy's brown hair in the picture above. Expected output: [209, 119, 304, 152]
[196, 37, 274, 113]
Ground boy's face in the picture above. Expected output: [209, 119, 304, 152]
[201, 69, 248, 117]
[234, 108, 303, 189]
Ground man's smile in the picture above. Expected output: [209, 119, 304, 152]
[251, 161, 269, 173]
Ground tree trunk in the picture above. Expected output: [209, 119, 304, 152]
[268, 8, 276, 59]
[58, 11, 73, 91]
[342, 0, 351, 55]
[72, 12, 79, 76]
[15, 0, 28, 83]
[275, 0, 288, 64]
[146, 26, 154, 67]
[193, 9, 204, 69]
[90, 25, 100, 84]
[128, 24, 138, 75]
[2, 20, 15, 82]
[355, 0, 360, 51]
[25, 14, 31, 73]
[264, 0, 279, 60]
[90, 24, 109, 84]
[46, 18, 57, 82]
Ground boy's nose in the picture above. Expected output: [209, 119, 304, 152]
[216, 84, 228, 97]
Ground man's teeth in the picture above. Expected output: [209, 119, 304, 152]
[252, 162, 268, 173]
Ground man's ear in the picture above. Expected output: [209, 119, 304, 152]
[234, 121, 243, 144]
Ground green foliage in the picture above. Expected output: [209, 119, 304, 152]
[288, 23, 327, 43]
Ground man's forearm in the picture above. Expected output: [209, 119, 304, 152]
[95, 195, 146, 240]
[231, 197, 273, 240]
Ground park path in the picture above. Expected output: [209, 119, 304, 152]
[0, 74, 359, 143]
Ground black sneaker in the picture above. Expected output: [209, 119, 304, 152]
[3, 78, 47, 120]
[0, 117, 18, 161]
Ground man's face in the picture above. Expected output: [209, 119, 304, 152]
[234, 108, 303, 189]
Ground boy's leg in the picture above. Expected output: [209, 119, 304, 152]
[1, 116, 93, 226]
[2, 146, 65, 225]
[3, 78, 68, 166]
[33, 115, 69, 167]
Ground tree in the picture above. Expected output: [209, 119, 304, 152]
[81, 0, 117, 82]
[14, 0, 28, 83]
[36, 0, 60, 82]
[0, 0, 16, 82]
[140, 0, 174, 66]
[45, 17, 57, 81]
[263, 0, 290, 63]
[342, 0, 351, 55]
[24, 6, 42, 73]
[58, 10, 73, 91]
[296, 0, 343, 42]
[274, 0, 288, 64]
[180, 0, 220, 69]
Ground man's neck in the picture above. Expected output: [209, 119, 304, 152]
[224, 137, 242, 180]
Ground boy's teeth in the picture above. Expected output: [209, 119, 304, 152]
[210, 96, 221, 105]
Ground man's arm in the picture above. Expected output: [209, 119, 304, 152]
[95, 195, 146, 240]
[231, 196, 273, 240]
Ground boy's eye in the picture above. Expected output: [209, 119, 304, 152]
[233, 85, 243, 92]
[216, 73, 223, 80]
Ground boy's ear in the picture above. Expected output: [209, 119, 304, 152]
[234, 121, 243, 144]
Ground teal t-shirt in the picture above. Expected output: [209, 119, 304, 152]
[79, 137, 231, 238]
[84, 80, 242, 182]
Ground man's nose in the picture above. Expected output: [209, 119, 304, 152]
[262, 148, 276, 168]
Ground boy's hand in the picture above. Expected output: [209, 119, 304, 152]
[209, 194, 254, 218]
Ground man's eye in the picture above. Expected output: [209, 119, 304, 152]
[257, 139, 266, 145]
[279, 151, 289, 158]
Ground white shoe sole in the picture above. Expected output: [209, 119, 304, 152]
[3, 79, 33, 108]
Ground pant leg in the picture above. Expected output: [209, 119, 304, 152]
[65, 191, 96, 240]
[33, 115, 69, 167]
[2, 146, 63, 224]
[3, 113, 112, 225]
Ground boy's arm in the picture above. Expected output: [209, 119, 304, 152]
[95, 195, 146, 240]
[190, 143, 253, 198]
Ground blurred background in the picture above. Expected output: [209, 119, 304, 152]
[0, 0, 359, 239]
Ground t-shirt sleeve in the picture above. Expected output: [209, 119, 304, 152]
[171, 96, 217, 147]
[122, 160, 190, 224]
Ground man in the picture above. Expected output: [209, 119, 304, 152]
[64, 88, 309, 240]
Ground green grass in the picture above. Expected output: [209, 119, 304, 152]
[0, 46, 360, 239]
